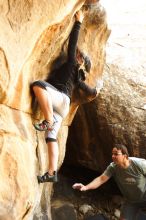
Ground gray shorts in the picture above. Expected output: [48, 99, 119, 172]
[32, 80, 70, 141]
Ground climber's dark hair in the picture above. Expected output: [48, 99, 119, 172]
[84, 54, 91, 72]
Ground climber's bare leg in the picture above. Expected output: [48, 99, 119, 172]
[33, 86, 53, 125]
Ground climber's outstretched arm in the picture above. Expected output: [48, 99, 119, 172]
[67, 10, 84, 62]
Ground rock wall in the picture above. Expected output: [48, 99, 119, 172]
[0, 0, 109, 219]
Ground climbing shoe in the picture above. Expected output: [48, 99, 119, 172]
[33, 120, 53, 131]
[37, 171, 58, 183]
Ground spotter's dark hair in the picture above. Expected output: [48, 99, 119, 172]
[113, 144, 129, 157]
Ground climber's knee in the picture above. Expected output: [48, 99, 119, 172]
[45, 137, 57, 143]
[45, 112, 62, 141]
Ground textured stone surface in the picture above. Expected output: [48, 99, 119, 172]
[0, 0, 108, 219]
[51, 200, 77, 220]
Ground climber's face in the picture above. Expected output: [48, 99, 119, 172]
[78, 61, 87, 81]
[76, 48, 88, 81]
[76, 49, 84, 65]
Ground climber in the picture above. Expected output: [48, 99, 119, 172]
[31, 10, 98, 183]
[73, 144, 146, 220]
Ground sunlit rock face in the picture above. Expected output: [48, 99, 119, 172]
[66, 1, 146, 172]
[0, 0, 109, 219]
